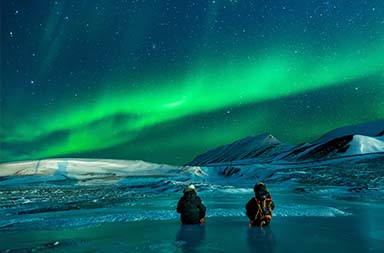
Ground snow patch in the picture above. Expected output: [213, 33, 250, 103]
[345, 135, 384, 156]
[315, 120, 384, 143]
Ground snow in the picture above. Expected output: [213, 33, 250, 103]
[277, 135, 384, 162]
[315, 120, 384, 143]
[190, 134, 384, 165]
[188, 133, 293, 165]
[345, 135, 384, 156]
[1, 122, 383, 252]
[187, 121, 384, 166]
[0, 158, 180, 179]
[1, 155, 383, 252]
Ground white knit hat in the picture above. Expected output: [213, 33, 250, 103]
[184, 184, 196, 192]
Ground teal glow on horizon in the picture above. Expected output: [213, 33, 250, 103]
[1, 0, 384, 164]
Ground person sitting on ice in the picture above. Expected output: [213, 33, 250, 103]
[177, 184, 206, 224]
[246, 182, 275, 227]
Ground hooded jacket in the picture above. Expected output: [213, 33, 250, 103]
[246, 183, 275, 226]
[177, 190, 206, 224]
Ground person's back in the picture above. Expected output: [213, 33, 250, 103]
[246, 182, 275, 227]
[177, 185, 206, 224]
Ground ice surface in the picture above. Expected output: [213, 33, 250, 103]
[1, 156, 383, 252]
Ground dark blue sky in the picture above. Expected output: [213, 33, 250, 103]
[1, 0, 384, 164]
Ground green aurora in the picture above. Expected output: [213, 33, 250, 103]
[1, 0, 384, 164]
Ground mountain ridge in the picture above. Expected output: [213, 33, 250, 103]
[187, 120, 384, 165]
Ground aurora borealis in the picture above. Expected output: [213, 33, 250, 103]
[1, 1, 384, 164]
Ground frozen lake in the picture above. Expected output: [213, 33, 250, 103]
[1, 184, 383, 253]
[0, 158, 383, 252]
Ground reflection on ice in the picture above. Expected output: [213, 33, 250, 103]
[247, 226, 275, 253]
[176, 224, 206, 253]
[0, 157, 383, 252]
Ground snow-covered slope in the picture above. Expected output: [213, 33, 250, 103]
[282, 135, 384, 161]
[188, 122, 384, 165]
[0, 159, 179, 177]
[315, 120, 384, 143]
[344, 135, 384, 156]
[1, 122, 383, 190]
[188, 133, 293, 165]
[0, 159, 203, 186]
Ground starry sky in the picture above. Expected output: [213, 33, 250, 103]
[1, 0, 384, 165]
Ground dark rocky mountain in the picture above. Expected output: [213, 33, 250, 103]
[187, 121, 384, 165]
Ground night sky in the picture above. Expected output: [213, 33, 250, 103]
[1, 0, 384, 165]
